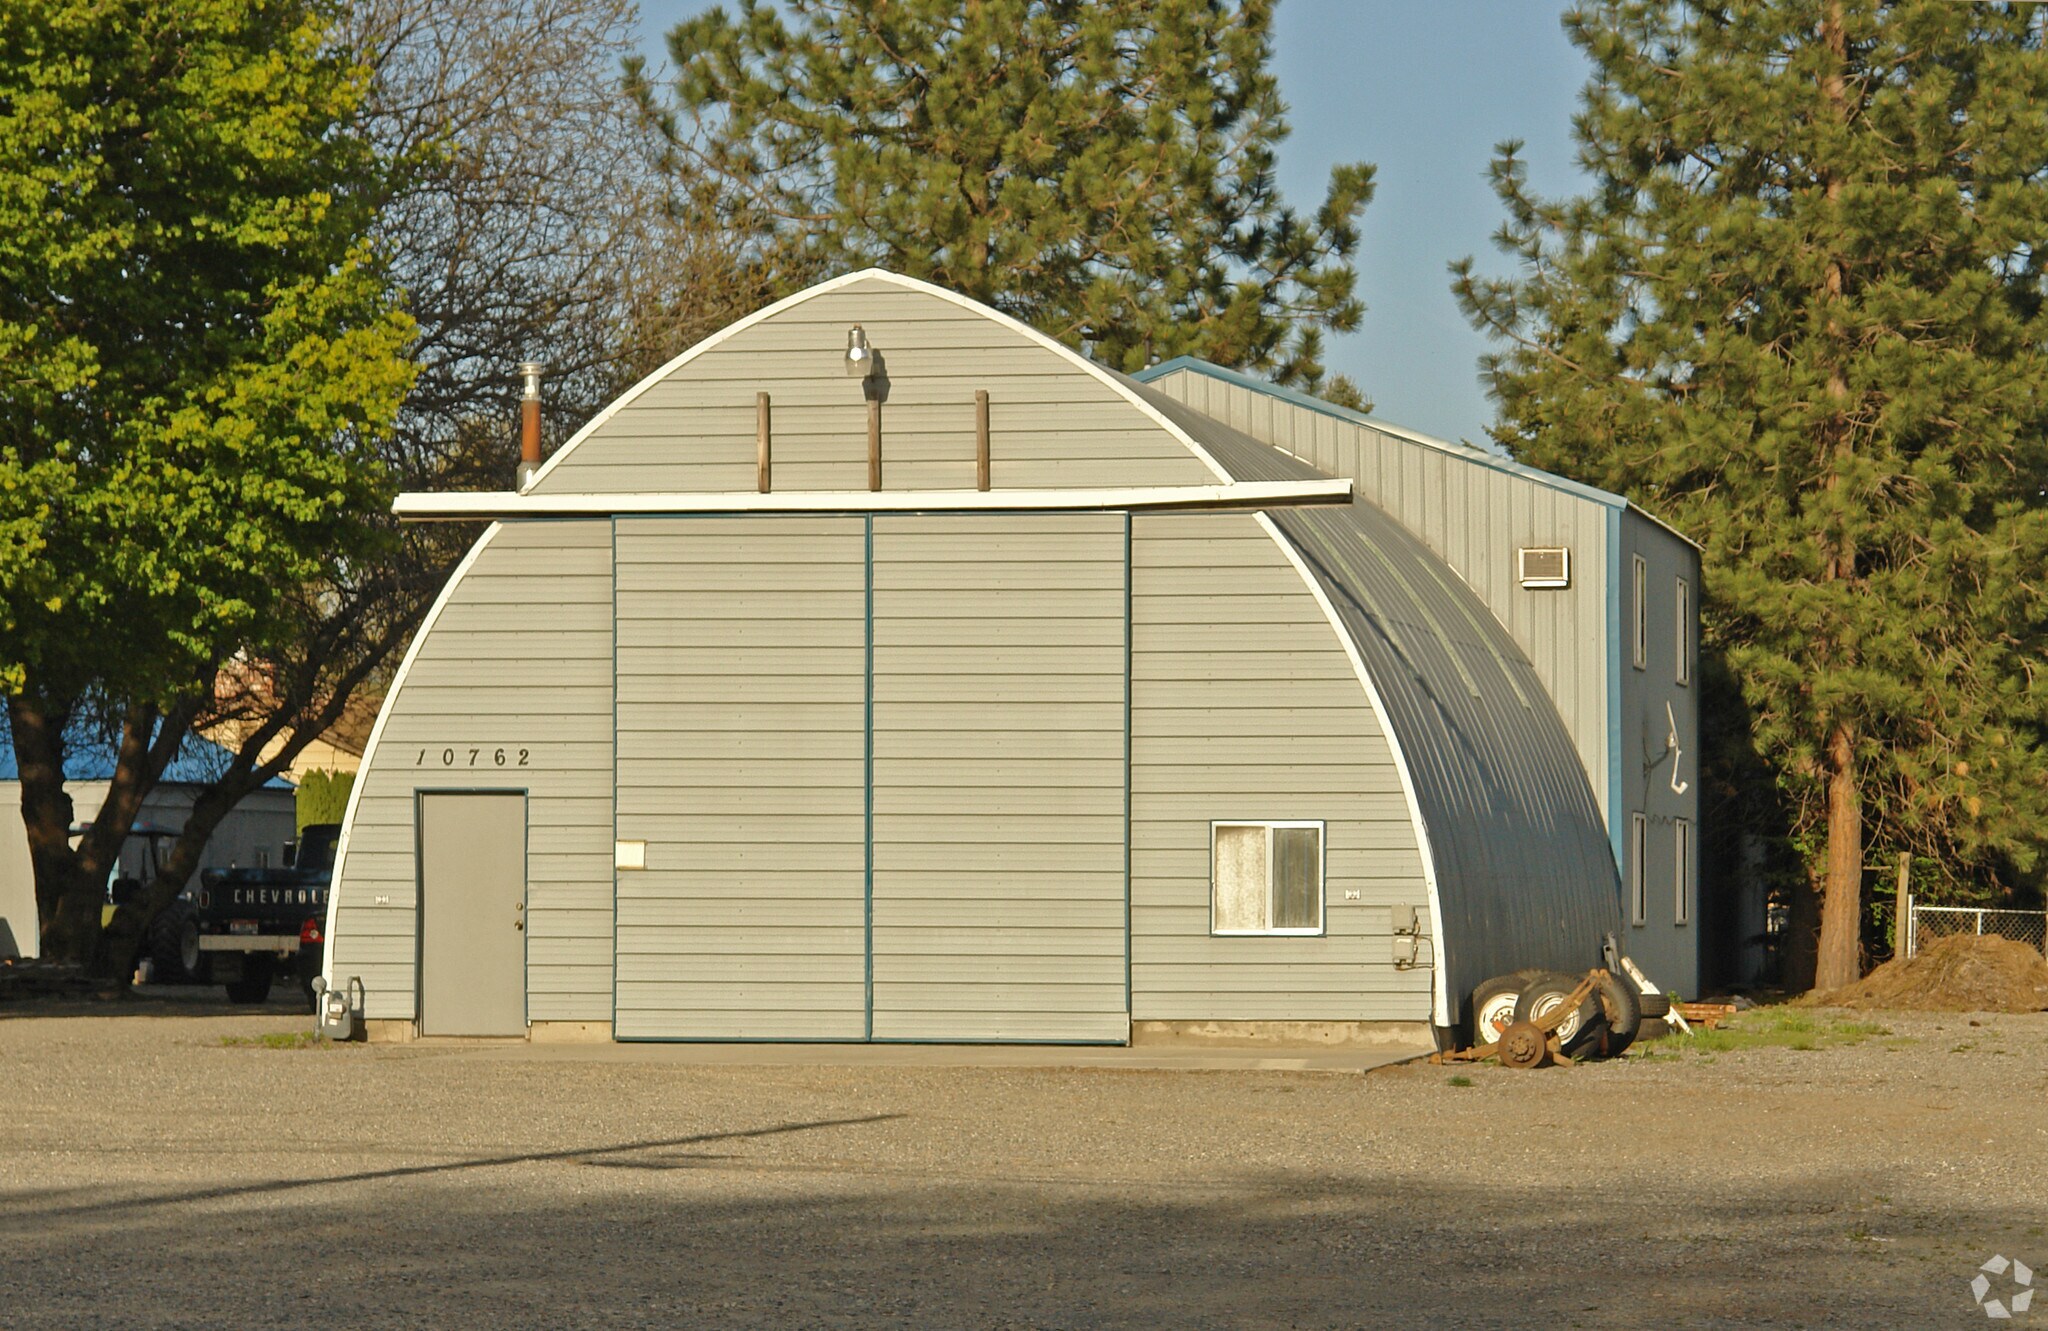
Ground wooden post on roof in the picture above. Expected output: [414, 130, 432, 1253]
[868, 399, 882, 491]
[756, 392, 771, 493]
[975, 390, 990, 491]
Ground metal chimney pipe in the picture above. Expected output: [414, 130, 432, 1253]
[516, 361, 545, 490]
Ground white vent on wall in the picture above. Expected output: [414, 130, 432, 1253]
[1518, 546, 1571, 589]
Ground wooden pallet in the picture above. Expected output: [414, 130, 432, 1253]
[1673, 1001, 1739, 1029]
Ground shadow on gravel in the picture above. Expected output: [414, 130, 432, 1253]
[0, 983, 311, 1020]
[20, 1114, 905, 1219]
[1, 1158, 2027, 1329]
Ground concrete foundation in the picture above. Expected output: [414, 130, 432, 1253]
[1130, 1020, 1433, 1049]
[363, 1019, 418, 1044]
[527, 1020, 613, 1043]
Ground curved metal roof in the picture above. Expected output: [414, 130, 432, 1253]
[1127, 376, 1624, 1021]
[1134, 356, 1700, 551]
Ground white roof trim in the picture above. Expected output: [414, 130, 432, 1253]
[521, 268, 1233, 492]
[395, 480, 1351, 520]
[1255, 511, 1452, 1030]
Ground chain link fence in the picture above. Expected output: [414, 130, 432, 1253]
[1906, 903, 2048, 959]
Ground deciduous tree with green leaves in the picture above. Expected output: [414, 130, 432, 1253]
[0, 0, 415, 970]
[631, 0, 1374, 402]
[1452, 1, 2048, 989]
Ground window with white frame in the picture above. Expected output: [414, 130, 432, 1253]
[1211, 821, 1325, 935]
[1630, 812, 1648, 926]
[1675, 576, 1691, 686]
[1632, 555, 1648, 670]
[1674, 817, 1692, 926]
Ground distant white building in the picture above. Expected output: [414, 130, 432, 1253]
[0, 727, 296, 960]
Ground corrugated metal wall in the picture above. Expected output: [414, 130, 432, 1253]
[1150, 405, 1626, 1024]
[1130, 511, 1433, 1022]
[612, 516, 868, 1039]
[329, 520, 614, 1022]
[531, 277, 1216, 496]
[870, 515, 1129, 1041]
[1142, 371, 1613, 826]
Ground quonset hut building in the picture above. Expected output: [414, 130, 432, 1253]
[320, 270, 1699, 1046]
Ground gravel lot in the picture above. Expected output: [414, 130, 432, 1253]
[3, 995, 2045, 1330]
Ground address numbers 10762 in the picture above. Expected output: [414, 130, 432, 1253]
[416, 747, 530, 768]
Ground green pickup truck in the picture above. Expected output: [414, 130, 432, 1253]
[146, 823, 337, 1004]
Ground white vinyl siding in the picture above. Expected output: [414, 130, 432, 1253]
[1210, 821, 1324, 935]
[1142, 370, 1615, 831]
[869, 514, 1128, 1042]
[612, 516, 868, 1040]
[532, 277, 1215, 497]
[329, 520, 615, 1023]
[1130, 512, 1429, 1023]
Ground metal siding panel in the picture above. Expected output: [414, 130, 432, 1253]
[328, 520, 614, 1023]
[869, 514, 1129, 1041]
[532, 279, 1213, 496]
[1170, 420, 1625, 1030]
[1614, 513, 1703, 997]
[1139, 373, 1624, 837]
[613, 516, 868, 1039]
[1129, 512, 1431, 1023]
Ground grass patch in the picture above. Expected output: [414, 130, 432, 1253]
[1636, 1008, 1893, 1058]
[1446, 1075, 1474, 1087]
[220, 1031, 327, 1050]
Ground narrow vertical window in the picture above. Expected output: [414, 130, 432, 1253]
[1675, 577, 1691, 686]
[1632, 555, 1648, 670]
[1211, 821, 1325, 935]
[1630, 812, 1647, 926]
[1674, 818, 1692, 926]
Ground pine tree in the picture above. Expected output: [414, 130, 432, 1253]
[1453, 1, 2048, 988]
[630, 0, 1374, 402]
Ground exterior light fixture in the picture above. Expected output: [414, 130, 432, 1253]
[845, 324, 875, 378]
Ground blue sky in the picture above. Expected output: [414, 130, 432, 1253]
[631, 1, 1590, 444]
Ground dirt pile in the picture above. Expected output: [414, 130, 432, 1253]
[1807, 934, 2048, 1013]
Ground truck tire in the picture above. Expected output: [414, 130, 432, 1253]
[1594, 970, 1643, 1057]
[225, 955, 275, 1005]
[1636, 990, 1672, 1019]
[148, 900, 210, 985]
[1512, 970, 1604, 1057]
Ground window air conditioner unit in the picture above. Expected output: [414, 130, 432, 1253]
[1518, 546, 1570, 589]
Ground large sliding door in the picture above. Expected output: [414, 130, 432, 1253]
[612, 517, 868, 1039]
[869, 516, 1130, 1041]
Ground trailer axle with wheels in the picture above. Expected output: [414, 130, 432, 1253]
[1430, 970, 1619, 1070]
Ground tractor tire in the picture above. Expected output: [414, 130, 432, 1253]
[225, 955, 275, 1005]
[1469, 974, 1530, 1048]
[1593, 970, 1643, 1057]
[1512, 970, 1605, 1057]
[148, 900, 210, 985]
